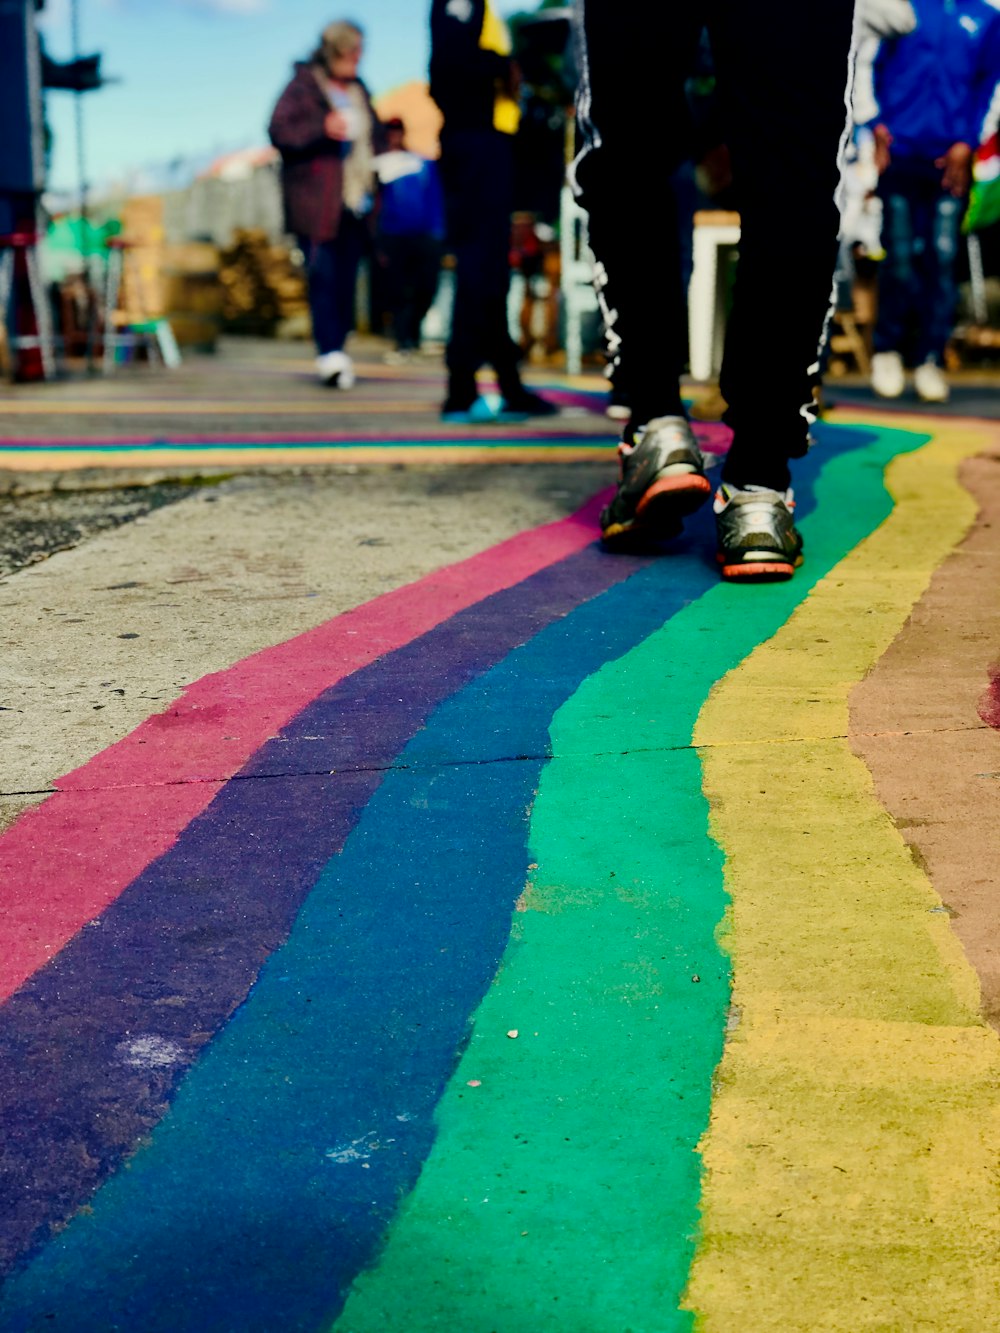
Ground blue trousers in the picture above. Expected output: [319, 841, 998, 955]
[300, 214, 366, 356]
[875, 161, 963, 365]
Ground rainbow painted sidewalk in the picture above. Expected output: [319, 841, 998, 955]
[2, 408, 1000, 1331]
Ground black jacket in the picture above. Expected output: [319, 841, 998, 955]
[429, 0, 513, 133]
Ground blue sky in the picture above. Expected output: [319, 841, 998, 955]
[38, 0, 520, 191]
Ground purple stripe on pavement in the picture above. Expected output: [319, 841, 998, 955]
[0, 542, 651, 1279]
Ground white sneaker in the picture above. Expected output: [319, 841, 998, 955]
[913, 359, 950, 404]
[316, 351, 356, 389]
[871, 350, 905, 399]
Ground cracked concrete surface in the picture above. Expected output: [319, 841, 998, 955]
[0, 464, 605, 834]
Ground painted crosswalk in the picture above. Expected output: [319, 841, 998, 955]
[0, 410, 998, 1330]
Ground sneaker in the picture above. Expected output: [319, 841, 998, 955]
[871, 350, 905, 399]
[497, 389, 559, 419]
[441, 395, 499, 424]
[600, 416, 711, 547]
[913, 358, 950, 403]
[714, 483, 803, 581]
[317, 351, 356, 389]
[442, 390, 558, 424]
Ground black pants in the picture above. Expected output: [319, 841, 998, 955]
[440, 127, 523, 405]
[379, 233, 443, 350]
[574, 0, 856, 490]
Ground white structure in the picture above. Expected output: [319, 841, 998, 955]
[688, 210, 741, 382]
[559, 185, 600, 376]
[560, 189, 742, 384]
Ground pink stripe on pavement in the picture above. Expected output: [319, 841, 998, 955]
[0, 489, 612, 1003]
[0, 429, 611, 448]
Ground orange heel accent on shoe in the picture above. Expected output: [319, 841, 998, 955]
[718, 558, 797, 581]
[635, 473, 712, 517]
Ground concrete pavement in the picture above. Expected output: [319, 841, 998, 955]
[1, 341, 999, 1330]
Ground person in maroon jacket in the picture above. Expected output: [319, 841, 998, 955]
[269, 20, 380, 388]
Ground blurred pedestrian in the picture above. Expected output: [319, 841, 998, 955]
[867, 0, 1000, 404]
[575, 1, 857, 580]
[430, 0, 557, 422]
[269, 20, 379, 389]
[374, 117, 445, 361]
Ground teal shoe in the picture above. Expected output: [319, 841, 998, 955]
[441, 395, 502, 425]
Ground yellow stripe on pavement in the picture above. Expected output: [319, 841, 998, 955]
[0, 400, 439, 415]
[685, 425, 1000, 1331]
[0, 445, 614, 471]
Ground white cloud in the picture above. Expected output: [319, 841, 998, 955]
[176, 0, 271, 10]
[100, 0, 271, 11]
[36, 0, 72, 32]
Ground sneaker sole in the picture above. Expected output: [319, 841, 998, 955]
[602, 474, 712, 547]
[718, 553, 803, 581]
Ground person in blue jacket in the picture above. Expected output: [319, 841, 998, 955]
[868, 0, 1000, 403]
[375, 118, 446, 358]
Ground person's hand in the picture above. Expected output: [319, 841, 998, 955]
[324, 109, 350, 140]
[935, 141, 973, 197]
[873, 123, 893, 174]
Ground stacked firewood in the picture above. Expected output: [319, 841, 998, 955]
[218, 229, 310, 337]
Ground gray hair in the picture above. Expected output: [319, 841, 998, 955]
[316, 20, 364, 69]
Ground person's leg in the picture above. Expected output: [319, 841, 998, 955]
[300, 236, 340, 357]
[440, 128, 515, 409]
[397, 234, 438, 350]
[378, 233, 407, 349]
[330, 214, 365, 353]
[873, 171, 918, 358]
[302, 234, 357, 387]
[410, 235, 442, 349]
[573, 0, 703, 427]
[916, 187, 962, 366]
[905, 177, 960, 402]
[393, 236, 420, 349]
[705, 0, 856, 580]
[440, 129, 553, 416]
[575, 0, 711, 546]
[460, 135, 529, 405]
[710, 0, 857, 495]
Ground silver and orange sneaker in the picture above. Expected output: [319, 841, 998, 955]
[714, 483, 803, 581]
[600, 416, 711, 548]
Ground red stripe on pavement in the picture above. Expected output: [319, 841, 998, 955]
[0, 490, 611, 1002]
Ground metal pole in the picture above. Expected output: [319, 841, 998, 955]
[71, 0, 97, 372]
[967, 233, 988, 327]
[71, 0, 86, 222]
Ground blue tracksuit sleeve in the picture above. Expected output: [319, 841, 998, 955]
[871, 0, 1000, 158]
